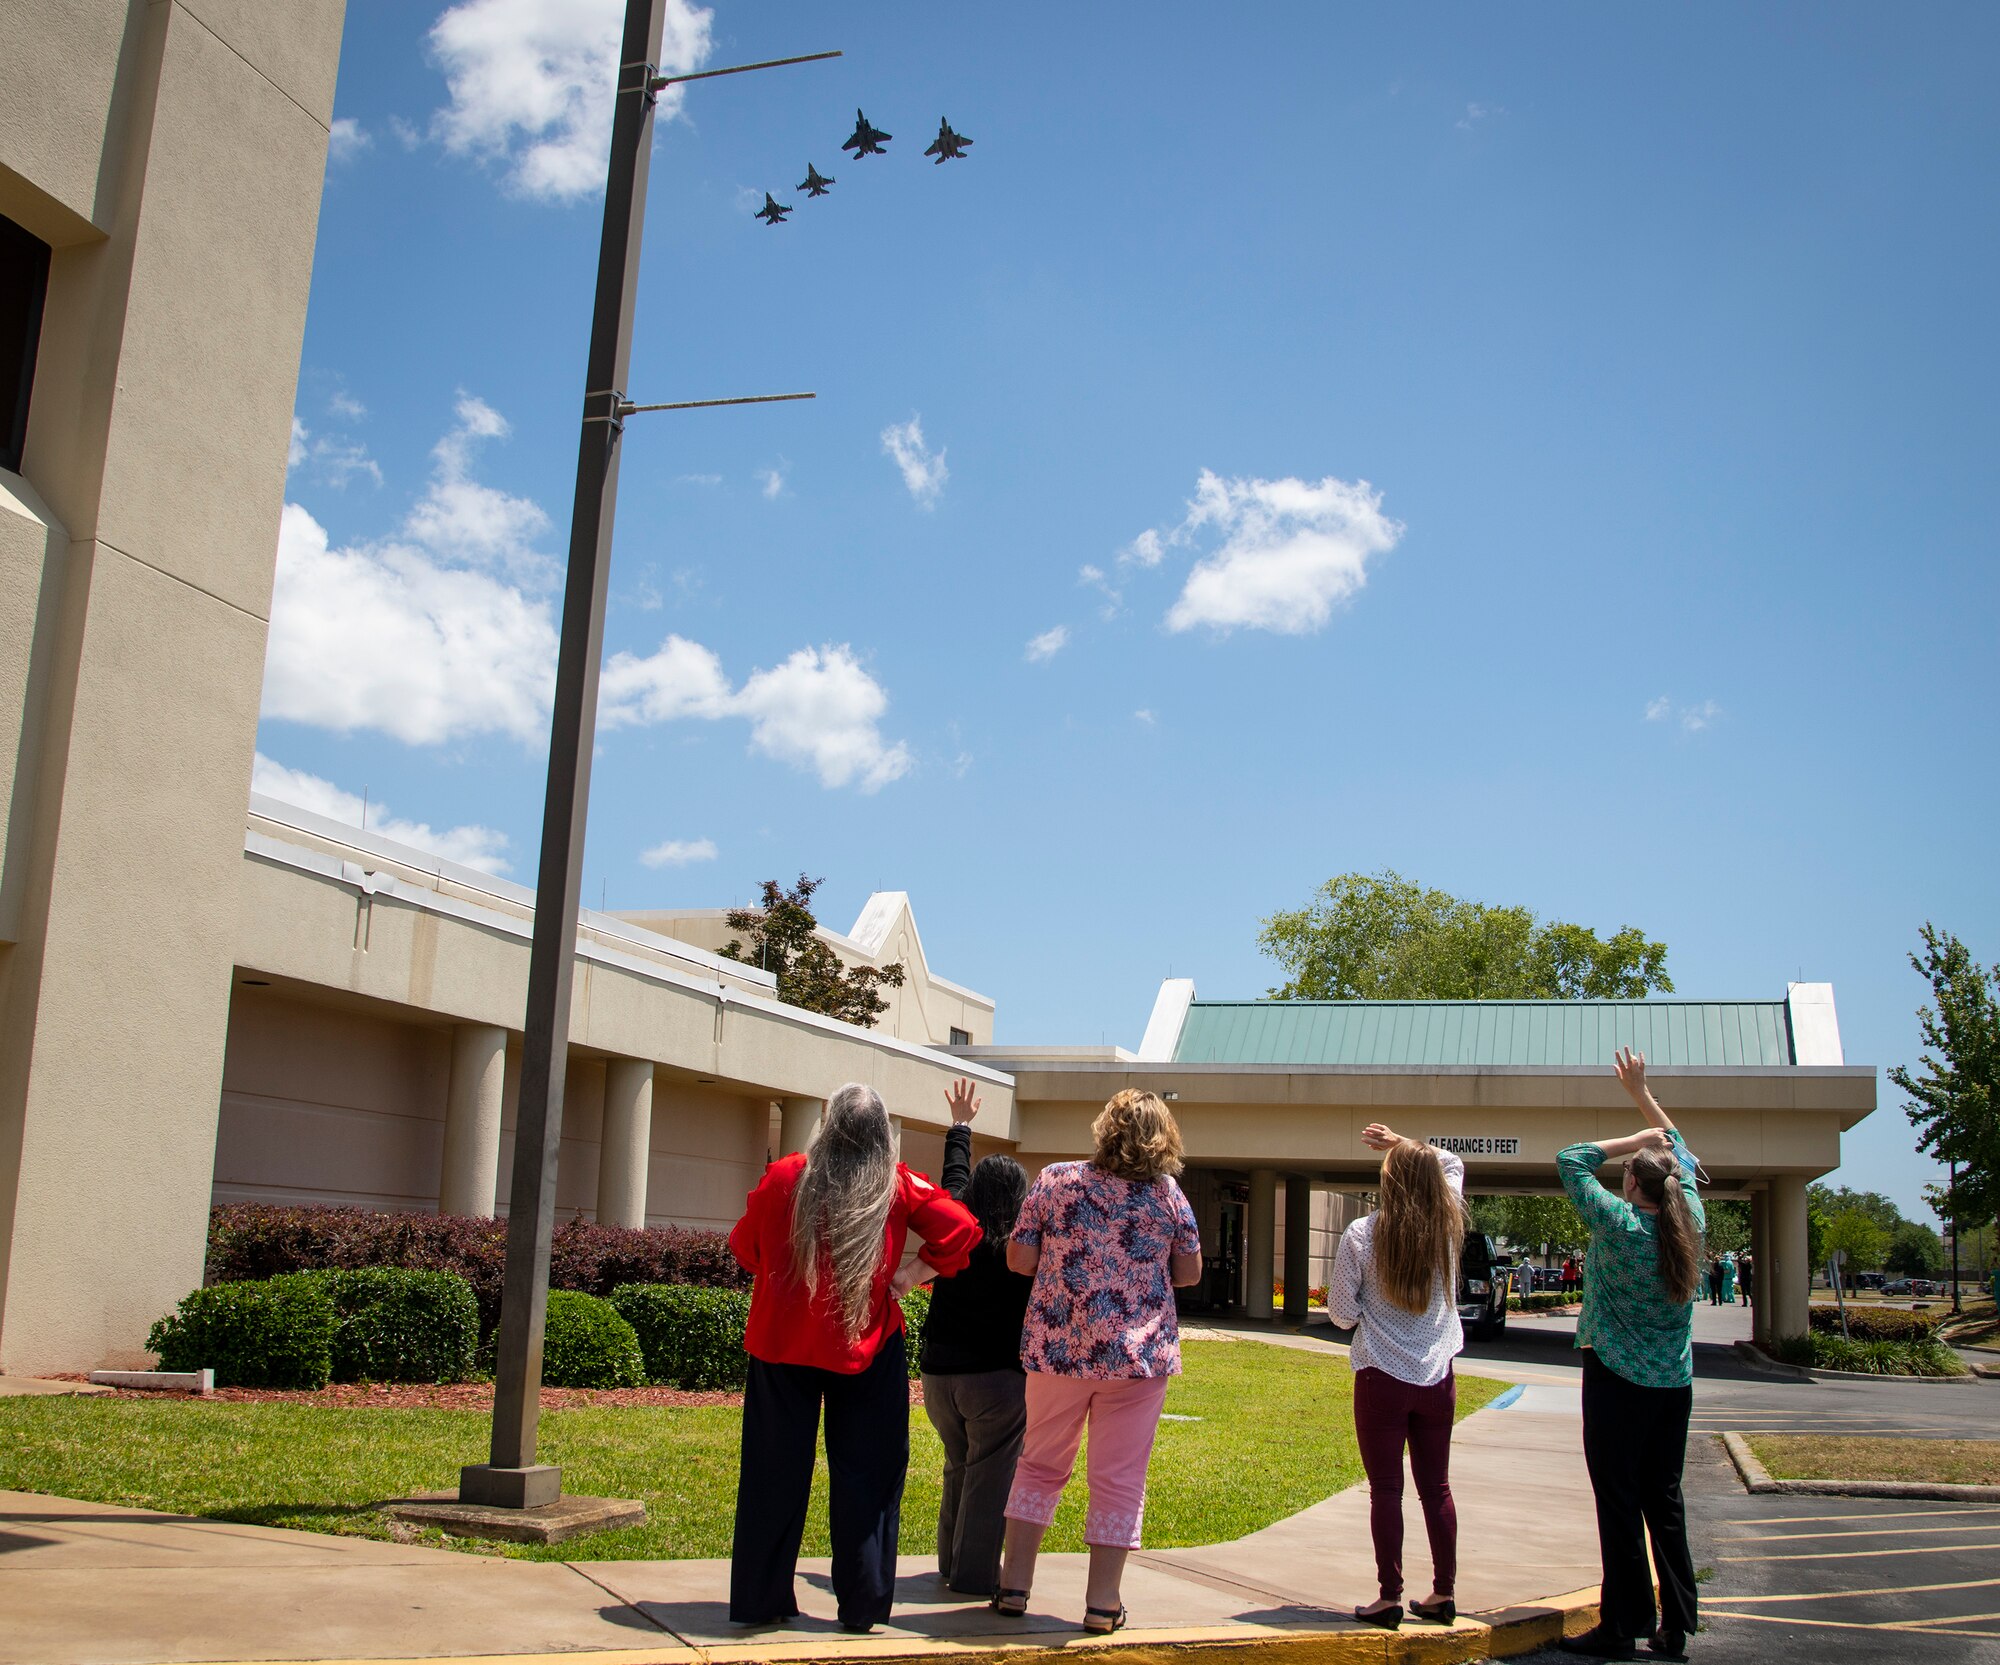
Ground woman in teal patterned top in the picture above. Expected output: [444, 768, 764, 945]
[1556, 1048, 1705, 1664]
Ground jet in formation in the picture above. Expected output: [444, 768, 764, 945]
[842, 109, 892, 157]
[754, 192, 792, 225]
[924, 118, 973, 163]
[798, 163, 834, 197]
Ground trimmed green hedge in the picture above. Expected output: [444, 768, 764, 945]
[1808, 1305, 1945, 1342]
[605, 1282, 934, 1389]
[148, 1279, 337, 1389]
[1507, 1292, 1577, 1312]
[542, 1290, 646, 1388]
[610, 1285, 750, 1389]
[273, 1268, 478, 1383]
[1771, 1331, 1966, 1377]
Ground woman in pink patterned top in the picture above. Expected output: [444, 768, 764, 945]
[992, 1090, 1203, 1633]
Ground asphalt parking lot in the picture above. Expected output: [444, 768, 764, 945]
[1469, 1305, 2000, 1661]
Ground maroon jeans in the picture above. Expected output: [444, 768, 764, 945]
[1353, 1366, 1457, 1602]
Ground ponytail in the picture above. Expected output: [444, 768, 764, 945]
[1628, 1147, 1702, 1305]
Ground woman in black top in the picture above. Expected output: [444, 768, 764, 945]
[920, 1078, 1032, 1596]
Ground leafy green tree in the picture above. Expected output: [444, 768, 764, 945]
[1704, 1199, 1751, 1257]
[1884, 1220, 1946, 1278]
[1813, 1187, 1904, 1233]
[1890, 924, 2000, 1223]
[1258, 870, 1672, 1001]
[1466, 1195, 1589, 1255]
[719, 875, 906, 1029]
[1823, 1208, 1889, 1274]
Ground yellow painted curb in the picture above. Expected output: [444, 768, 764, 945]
[156, 1587, 1600, 1665]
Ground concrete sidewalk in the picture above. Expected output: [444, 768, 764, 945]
[0, 1387, 1600, 1665]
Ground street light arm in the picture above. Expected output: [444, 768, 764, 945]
[650, 49, 842, 91]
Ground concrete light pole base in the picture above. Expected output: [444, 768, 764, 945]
[389, 1490, 646, 1546]
[458, 1462, 562, 1508]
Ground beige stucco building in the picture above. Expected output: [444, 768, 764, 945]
[0, 1, 1872, 1378]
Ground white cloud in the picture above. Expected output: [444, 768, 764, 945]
[882, 416, 948, 508]
[1134, 708, 1156, 725]
[310, 436, 383, 488]
[1122, 529, 1164, 569]
[733, 647, 913, 791]
[758, 466, 785, 500]
[429, 0, 713, 203]
[1159, 471, 1403, 634]
[1025, 625, 1069, 663]
[601, 636, 911, 791]
[388, 115, 424, 151]
[250, 752, 511, 873]
[1457, 102, 1505, 131]
[1644, 695, 1723, 734]
[402, 394, 552, 584]
[265, 400, 907, 790]
[640, 837, 718, 868]
[599, 634, 734, 727]
[329, 390, 368, 421]
[328, 117, 372, 163]
[288, 417, 308, 470]
[263, 501, 558, 745]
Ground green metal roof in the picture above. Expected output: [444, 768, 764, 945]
[1170, 1000, 1795, 1068]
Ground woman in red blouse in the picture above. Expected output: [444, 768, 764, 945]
[727, 1083, 980, 1632]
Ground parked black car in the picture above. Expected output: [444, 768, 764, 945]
[1458, 1230, 1508, 1340]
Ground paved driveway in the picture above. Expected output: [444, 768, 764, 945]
[1467, 1304, 2000, 1660]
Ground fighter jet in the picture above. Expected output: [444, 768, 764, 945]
[841, 109, 891, 158]
[798, 163, 834, 198]
[754, 193, 792, 225]
[924, 118, 973, 163]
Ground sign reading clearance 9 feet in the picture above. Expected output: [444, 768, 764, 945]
[1426, 1136, 1521, 1157]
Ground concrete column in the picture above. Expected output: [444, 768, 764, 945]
[1749, 1188, 1773, 1345]
[889, 1116, 904, 1161]
[1283, 1175, 1313, 1320]
[1768, 1174, 1810, 1341]
[439, 1024, 507, 1217]
[1246, 1168, 1278, 1319]
[596, 1059, 654, 1228]
[778, 1096, 819, 1157]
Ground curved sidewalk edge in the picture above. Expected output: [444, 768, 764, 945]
[1721, 1430, 2000, 1503]
[160, 1588, 1606, 1665]
[1729, 1338, 1988, 1385]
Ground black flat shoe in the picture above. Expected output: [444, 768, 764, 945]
[1409, 1596, 1456, 1625]
[1648, 1632, 1688, 1661]
[1561, 1624, 1640, 1659]
[1352, 1603, 1403, 1630]
[988, 1588, 1029, 1617]
[1082, 1604, 1127, 1634]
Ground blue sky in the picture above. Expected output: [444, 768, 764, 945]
[264, 1, 1999, 1220]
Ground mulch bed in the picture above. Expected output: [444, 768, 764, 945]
[43, 1373, 928, 1410]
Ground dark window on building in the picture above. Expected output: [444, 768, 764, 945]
[949, 1026, 972, 1047]
[0, 214, 52, 475]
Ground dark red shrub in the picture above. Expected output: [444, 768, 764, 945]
[206, 1204, 746, 1336]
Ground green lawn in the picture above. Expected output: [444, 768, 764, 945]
[0, 1340, 1507, 1562]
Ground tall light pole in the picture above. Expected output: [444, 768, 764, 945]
[1948, 1156, 1961, 1315]
[457, 0, 837, 1512]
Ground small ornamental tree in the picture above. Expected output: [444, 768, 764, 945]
[1890, 924, 2000, 1224]
[719, 875, 906, 1028]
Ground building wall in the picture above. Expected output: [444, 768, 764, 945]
[213, 986, 784, 1238]
[0, 0, 346, 1374]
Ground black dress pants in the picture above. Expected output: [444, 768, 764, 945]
[1580, 1350, 1698, 1639]
[729, 1330, 908, 1628]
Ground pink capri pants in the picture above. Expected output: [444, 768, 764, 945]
[1003, 1370, 1171, 1549]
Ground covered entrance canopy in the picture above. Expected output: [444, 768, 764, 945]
[966, 980, 1872, 1345]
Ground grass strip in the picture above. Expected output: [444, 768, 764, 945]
[1744, 1434, 2000, 1487]
[0, 1341, 1506, 1562]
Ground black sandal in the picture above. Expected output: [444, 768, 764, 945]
[1083, 1605, 1128, 1634]
[1352, 1603, 1403, 1630]
[989, 1588, 1029, 1617]
[1409, 1597, 1456, 1626]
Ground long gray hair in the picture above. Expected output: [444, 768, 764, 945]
[789, 1083, 898, 1341]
